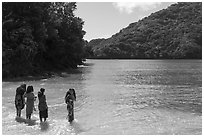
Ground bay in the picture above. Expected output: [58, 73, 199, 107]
[2, 59, 202, 135]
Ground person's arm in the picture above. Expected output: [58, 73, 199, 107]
[32, 93, 37, 111]
[23, 93, 26, 104]
[14, 95, 17, 105]
[24, 93, 27, 98]
[32, 93, 36, 101]
[73, 89, 76, 101]
[65, 92, 68, 103]
[22, 95, 25, 105]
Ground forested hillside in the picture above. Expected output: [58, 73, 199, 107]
[2, 2, 86, 79]
[87, 2, 202, 59]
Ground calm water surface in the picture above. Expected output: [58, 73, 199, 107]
[2, 59, 202, 135]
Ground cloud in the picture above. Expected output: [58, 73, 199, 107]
[113, 2, 162, 14]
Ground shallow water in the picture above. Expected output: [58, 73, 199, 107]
[2, 59, 202, 135]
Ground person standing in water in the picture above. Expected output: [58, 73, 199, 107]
[15, 84, 26, 117]
[65, 89, 76, 123]
[25, 86, 36, 119]
[38, 88, 48, 122]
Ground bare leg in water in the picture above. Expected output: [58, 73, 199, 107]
[18, 110, 21, 117]
[26, 114, 31, 119]
[16, 109, 19, 117]
[40, 117, 42, 122]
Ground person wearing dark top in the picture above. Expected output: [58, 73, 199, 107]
[15, 84, 26, 117]
[38, 88, 48, 122]
[65, 88, 76, 123]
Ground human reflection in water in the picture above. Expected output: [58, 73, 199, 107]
[40, 121, 49, 131]
[15, 117, 37, 126]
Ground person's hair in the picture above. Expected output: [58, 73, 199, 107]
[26, 86, 34, 93]
[40, 88, 45, 93]
[68, 88, 76, 101]
[69, 88, 75, 93]
[38, 91, 43, 98]
[16, 87, 24, 95]
[20, 84, 26, 91]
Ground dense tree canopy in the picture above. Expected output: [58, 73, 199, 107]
[86, 2, 202, 59]
[2, 2, 86, 79]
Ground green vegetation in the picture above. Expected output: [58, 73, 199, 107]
[86, 2, 202, 59]
[2, 2, 86, 79]
[2, 2, 202, 79]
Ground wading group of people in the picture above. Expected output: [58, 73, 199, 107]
[14, 84, 76, 123]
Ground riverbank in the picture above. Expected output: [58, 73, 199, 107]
[3, 68, 83, 82]
[2, 61, 90, 82]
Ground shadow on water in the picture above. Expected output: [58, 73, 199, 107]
[40, 121, 49, 131]
[69, 120, 89, 134]
[15, 117, 37, 126]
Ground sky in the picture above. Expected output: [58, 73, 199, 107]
[74, 2, 176, 41]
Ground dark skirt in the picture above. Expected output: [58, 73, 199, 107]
[67, 101, 74, 122]
[39, 109, 48, 118]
